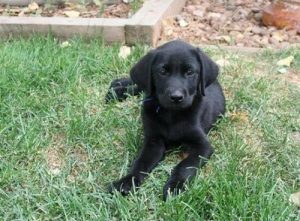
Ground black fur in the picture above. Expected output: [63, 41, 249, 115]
[107, 40, 225, 200]
[105, 77, 142, 102]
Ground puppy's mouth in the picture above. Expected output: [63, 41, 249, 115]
[158, 95, 193, 111]
[163, 103, 189, 111]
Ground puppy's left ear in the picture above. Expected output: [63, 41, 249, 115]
[194, 48, 219, 96]
[130, 50, 156, 96]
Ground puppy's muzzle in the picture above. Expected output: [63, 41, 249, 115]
[169, 90, 184, 103]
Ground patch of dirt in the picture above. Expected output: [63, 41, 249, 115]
[0, 1, 132, 18]
[45, 134, 66, 175]
[286, 69, 300, 85]
[70, 145, 89, 163]
[67, 145, 89, 182]
[228, 110, 264, 154]
[289, 132, 300, 144]
[45, 134, 89, 178]
[229, 110, 250, 124]
[161, 0, 300, 49]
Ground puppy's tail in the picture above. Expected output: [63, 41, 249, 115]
[105, 77, 142, 102]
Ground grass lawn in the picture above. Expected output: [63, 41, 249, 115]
[0, 37, 299, 220]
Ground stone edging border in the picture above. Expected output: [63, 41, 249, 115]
[0, 0, 186, 45]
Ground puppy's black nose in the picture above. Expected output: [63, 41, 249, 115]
[170, 91, 184, 103]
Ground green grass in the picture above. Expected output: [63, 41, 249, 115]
[0, 37, 299, 220]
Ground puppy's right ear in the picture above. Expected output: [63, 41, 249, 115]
[130, 50, 156, 95]
[195, 48, 219, 96]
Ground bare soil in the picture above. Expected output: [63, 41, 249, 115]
[160, 0, 300, 48]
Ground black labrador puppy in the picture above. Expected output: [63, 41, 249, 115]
[107, 40, 225, 200]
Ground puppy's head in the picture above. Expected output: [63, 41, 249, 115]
[130, 40, 219, 110]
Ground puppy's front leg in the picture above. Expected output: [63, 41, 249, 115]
[163, 136, 213, 200]
[110, 138, 165, 195]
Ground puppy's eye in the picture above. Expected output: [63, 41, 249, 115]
[159, 68, 167, 76]
[185, 69, 194, 76]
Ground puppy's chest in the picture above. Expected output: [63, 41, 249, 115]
[156, 112, 198, 141]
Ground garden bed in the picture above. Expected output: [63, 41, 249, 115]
[0, 1, 136, 18]
[0, 0, 186, 45]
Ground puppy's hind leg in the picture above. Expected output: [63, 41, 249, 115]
[105, 77, 142, 102]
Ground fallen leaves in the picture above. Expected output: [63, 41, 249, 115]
[271, 31, 286, 42]
[276, 55, 294, 74]
[4, 8, 21, 16]
[178, 18, 189, 27]
[0, 1, 132, 18]
[18, 1, 40, 16]
[277, 67, 288, 74]
[64, 10, 80, 18]
[28, 2, 39, 12]
[216, 59, 230, 67]
[60, 41, 71, 48]
[216, 35, 231, 44]
[276, 56, 294, 67]
[118, 46, 131, 59]
[290, 192, 300, 207]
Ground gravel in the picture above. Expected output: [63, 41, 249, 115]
[160, 0, 300, 48]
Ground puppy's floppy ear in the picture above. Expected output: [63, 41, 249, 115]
[130, 50, 156, 95]
[195, 48, 219, 96]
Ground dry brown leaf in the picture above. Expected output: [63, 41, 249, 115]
[28, 2, 39, 12]
[277, 67, 288, 74]
[118, 46, 131, 59]
[6, 8, 22, 14]
[216, 59, 230, 67]
[64, 10, 80, 18]
[215, 35, 231, 43]
[49, 168, 61, 175]
[60, 41, 71, 48]
[179, 19, 189, 27]
[18, 9, 26, 17]
[276, 56, 294, 67]
[272, 31, 285, 42]
[289, 192, 300, 207]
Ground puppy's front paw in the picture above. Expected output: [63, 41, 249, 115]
[109, 175, 140, 196]
[163, 178, 185, 201]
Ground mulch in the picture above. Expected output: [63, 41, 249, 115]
[0, 2, 132, 18]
